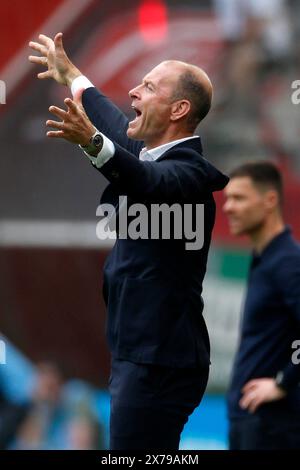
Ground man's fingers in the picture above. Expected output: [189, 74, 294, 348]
[239, 396, 250, 409]
[46, 119, 65, 130]
[242, 381, 257, 392]
[37, 71, 52, 80]
[38, 34, 53, 48]
[28, 41, 47, 56]
[64, 98, 78, 113]
[47, 130, 65, 138]
[240, 388, 264, 413]
[54, 32, 64, 50]
[29, 55, 47, 66]
[248, 397, 262, 413]
[49, 105, 68, 119]
[239, 390, 256, 409]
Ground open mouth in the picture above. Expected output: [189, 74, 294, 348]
[129, 106, 143, 129]
[131, 105, 142, 121]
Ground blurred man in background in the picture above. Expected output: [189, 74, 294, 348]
[12, 362, 102, 450]
[13, 362, 68, 449]
[224, 161, 300, 449]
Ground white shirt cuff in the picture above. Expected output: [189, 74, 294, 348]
[72, 77, 115, 168]
[83, 133, 115, 169]
[71, 75, 94, 96]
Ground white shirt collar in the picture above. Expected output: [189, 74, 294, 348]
[139, 136, 199, 161]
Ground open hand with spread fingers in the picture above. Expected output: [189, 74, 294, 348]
[46, 92, 95, 146]
[28, 32, 81, 86]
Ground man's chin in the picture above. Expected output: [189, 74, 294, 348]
[127, 126, 141, 140]
[229, 224, 245, 237]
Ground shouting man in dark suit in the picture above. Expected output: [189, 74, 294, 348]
[29, 33, 229, 450]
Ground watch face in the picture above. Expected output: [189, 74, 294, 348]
[93, 134, 103, 147]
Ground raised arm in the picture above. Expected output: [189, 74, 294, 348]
[28, 33, 142, 154]
[81, 87, 143, 156]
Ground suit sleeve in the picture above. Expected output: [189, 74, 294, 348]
[82, 87, 144, 157]
[97, 142, 209, 203]
[274, 255, 300, 390]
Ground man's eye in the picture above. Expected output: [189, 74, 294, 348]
[146, 83, 153, 90]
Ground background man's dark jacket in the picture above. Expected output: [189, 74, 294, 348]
[228, 228, 300, 418]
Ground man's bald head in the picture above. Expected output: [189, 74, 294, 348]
[128, 60, 213, 146]
[161, 60, 213, 131]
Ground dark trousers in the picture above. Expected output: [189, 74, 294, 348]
[108, 358, 209, 450]
[229, 413, 300, 450]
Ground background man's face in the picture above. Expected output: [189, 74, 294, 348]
[223, 176, 270, 236]
[127, 62, 179, 146]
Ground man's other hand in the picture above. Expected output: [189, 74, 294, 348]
[239, 378, 287, 413]
[46, 93, 95, 146]
[28, 32, 81, 86]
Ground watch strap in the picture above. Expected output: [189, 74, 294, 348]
[80, 129, 102, 155]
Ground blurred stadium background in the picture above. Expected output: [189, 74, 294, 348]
[0, 0, 300, 449]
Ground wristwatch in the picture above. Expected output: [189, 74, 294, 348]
[275, 371, 287, 391]
[81, 130, 103, 155]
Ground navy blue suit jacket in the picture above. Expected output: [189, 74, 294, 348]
[82, 87, 229, 368]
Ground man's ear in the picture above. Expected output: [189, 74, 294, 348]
[265, 189, 279, 211]
[170, 100, 191, 122]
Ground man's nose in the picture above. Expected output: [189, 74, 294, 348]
[223, 199, 233, 214]
[129, 85, 141, 99]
